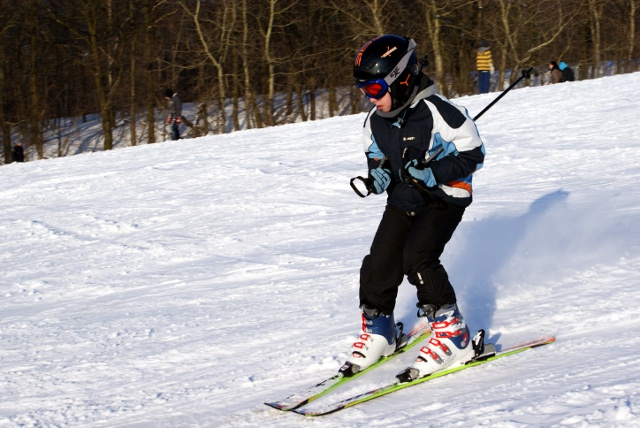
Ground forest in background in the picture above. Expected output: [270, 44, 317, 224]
[1, 0, 638, 164]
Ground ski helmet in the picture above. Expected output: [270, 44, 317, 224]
[354, 35, 419, 109]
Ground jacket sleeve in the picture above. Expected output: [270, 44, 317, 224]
[362, 107, 385, 170]
[424, 95, 485, 185]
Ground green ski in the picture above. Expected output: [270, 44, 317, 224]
[293, 335, 556, 416]
[265, 320, 431, 411]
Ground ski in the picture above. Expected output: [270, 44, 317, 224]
[264, 320, 432, 411]
[293, 335, 556, 416]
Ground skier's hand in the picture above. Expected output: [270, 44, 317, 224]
[369, 167, 392, 194]
[405, 160, 437, 187]
[168, 117, 172, 124]
[176, 117, 181, 124]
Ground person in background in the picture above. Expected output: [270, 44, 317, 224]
[12, 141, 24, 162]
[342, 34, 486, 383]
[164, 89, 182, 140]
[558, 61, 575, 82]
[476, 40, 494, 94]
[548, 61, 563, 84]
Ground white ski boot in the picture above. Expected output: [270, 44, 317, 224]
[340, 306, 396, 377]
[397, 303, 474, 382]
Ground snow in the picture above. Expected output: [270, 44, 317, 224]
[1, 72, 640, 427]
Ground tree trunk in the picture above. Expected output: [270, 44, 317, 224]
[143, 2, 156, 144]
[588, 0, 603, 78]
[627, 0, 637, 72]
[27, 11, 44, 158]
[129, 50, 138, 146]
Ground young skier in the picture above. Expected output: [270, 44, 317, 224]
[344, 34, 486, 382]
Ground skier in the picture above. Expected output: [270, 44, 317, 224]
[163, 88, 182, 140]
[344, 34, 485, 382]
[12, 141, 25, 162]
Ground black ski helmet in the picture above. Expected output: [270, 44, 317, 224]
[354, 35, 419, 108]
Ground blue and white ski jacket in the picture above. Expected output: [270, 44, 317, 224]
[363, 79, 485, 210]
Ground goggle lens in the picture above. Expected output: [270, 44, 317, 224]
[356, 79, 388, 99]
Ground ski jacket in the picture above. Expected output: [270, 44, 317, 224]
[476, 49, 493, 72]
[362, 77, 485, 210]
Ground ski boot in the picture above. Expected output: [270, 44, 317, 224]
[339, 305, 397, 377]
[397, 303, 475, 383]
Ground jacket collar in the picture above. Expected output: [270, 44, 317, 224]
[375, 73, 436, 119]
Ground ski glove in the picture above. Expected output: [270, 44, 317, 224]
[168, 117, 172, 124]
[369, 167, 392, 194]
[405, 160, 437, 187]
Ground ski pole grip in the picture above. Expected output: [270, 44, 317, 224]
[522, 67, 534, 79]
[421, 146, 444, 166]
[350, 176, 373, 198]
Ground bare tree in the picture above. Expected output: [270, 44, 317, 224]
[586, 0, 608, 78]
[253, 0, 301, 126]
[330, 0, 393, 37]
[181, 0, 237, 133]
[416, 0, 476, 97]
[626, 0, 639, 72]
[44, 0, 136, 151]
[0, 0, 22, 162]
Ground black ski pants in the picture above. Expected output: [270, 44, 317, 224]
[359, 202, 465, 315]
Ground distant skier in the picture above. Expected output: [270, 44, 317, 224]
[12, 141, 25, 162]
[163, 88, 182, 140]
[476, 40, 494, 94]
[344, 34, 486, 382]
[558, 61, 575, 82]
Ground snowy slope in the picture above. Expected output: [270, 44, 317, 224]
[1, 73, 640, 427]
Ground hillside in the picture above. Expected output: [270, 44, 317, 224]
[1, 73, 639, 427]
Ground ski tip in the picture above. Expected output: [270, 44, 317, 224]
[264, 401, 297, 411]
[536, 336, 556, 345]
[498, 335, 556, 353]
[530, 336, 556, 345]
[291, 407, 337, 417]
[264, 402, 284, 410]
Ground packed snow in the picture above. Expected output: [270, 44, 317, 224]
[1, 72, 640, 427]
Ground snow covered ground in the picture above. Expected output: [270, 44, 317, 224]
[1, 72, 639, 427]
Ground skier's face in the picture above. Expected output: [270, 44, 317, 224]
[370, 92, 392, 113]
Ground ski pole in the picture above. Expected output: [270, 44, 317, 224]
[351, 67, 534, 197]
[472, 67, 533, 121]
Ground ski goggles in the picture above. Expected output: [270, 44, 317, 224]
[356, 79, 389, 99]
[355, 38, 417, 100]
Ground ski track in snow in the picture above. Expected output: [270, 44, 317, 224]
[1, 73, 640, 427]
